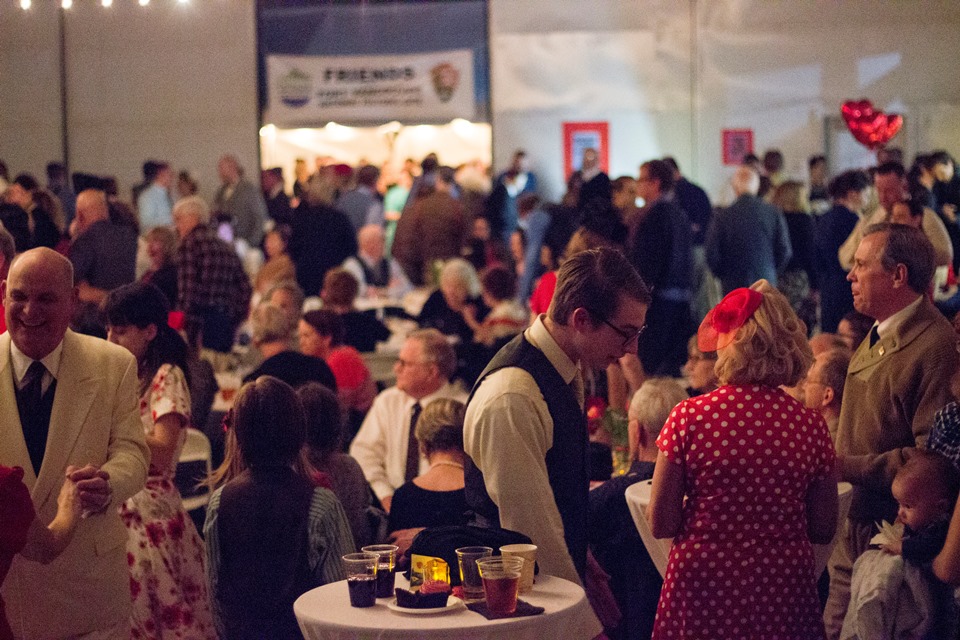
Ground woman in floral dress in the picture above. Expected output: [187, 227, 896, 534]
[104, 282, 215, 639]
[648, 281, 839, 639]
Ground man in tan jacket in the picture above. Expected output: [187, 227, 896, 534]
[824, 223, 958, 638]
[1, 248, 148, 639]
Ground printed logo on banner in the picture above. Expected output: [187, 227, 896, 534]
[279, 68, 313, 108]
[430, 62, 460, 103]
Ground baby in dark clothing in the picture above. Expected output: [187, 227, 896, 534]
[881, 450, 959, 562]
[884, 450, 958, 639]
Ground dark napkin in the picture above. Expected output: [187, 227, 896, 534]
[465, 599, 545, 620]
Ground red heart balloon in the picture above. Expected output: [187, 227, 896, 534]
[841, 99, 903, 150]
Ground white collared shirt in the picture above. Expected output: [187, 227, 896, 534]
[463, 315, 589, 587]
[10, 340, 64, 395]
[875, 294, 923, 342]
[349, 381, 467, 501]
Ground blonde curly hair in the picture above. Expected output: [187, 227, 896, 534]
[714, 280, 812, 388]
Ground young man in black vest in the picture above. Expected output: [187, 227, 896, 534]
[464, 247, 650, 589]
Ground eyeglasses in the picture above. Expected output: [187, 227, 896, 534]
[586, 308, 646, 349]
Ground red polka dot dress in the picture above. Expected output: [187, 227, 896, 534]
[652, 385, 835, 639]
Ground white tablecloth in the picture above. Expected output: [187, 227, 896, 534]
[624, 479, 853, 578]
[294, 575, 600, 640]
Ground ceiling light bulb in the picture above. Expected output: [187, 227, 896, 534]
[61, 0, 72, 8]
[20, 0, 31, 9]
[139, 0, 150, 5]
[102, 0, 113, 6]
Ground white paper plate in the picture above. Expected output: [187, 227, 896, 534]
[387, 597, 464, 615]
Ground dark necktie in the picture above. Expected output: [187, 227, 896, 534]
[17, 361, 48, 474]
[869, 326, 880, 348]
[404, 402, 423, 482]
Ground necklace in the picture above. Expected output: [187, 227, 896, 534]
[429, 460, 465, 470]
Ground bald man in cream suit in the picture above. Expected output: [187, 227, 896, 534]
[0, 248, 148, 639]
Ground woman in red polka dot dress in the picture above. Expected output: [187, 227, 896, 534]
[649, 281, 839, 639]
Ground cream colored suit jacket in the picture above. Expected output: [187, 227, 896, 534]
[0, 330, 149, 639]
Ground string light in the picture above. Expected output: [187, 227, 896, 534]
[14, 0, 190, 9]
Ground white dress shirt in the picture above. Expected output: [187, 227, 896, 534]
[349, 382, 467, 501]
[875, 293, 923, 340]
[464, 315, 587, 586]
[341, 253, 413, 300]
[11, 340, 64, 394]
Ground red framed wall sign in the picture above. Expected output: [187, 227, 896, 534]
[563, 121, 609, 178]
[722, 128, 754, 165]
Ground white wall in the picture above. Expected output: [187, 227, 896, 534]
[0, 0, 259, 203]
[0, 2, 63, 180]
[490, 0, 960, 202]
[4, 1, 960, 206]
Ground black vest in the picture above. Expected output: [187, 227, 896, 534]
[358, 255, 391, 288]
[464, 333, 589, 579]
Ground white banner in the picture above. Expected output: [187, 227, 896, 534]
[267, 50, 475, 126]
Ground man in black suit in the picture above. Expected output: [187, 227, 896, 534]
[628, 159, 694, 376]
[261, 167, 292, 227]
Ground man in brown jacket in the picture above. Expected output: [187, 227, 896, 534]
[823, 223, 959, 638]
[391, 166, 466, 286]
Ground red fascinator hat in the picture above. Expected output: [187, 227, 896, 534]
[697, 287, 763, 352]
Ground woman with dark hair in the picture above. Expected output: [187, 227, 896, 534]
[909, 154, 939, 211]
[204, 376, 353, 639]
[299, 308, 377, 439]
[255, 224, 296, 295]
[837, 310, 873, 351]
[102, 281, 216, 638]
[297, 382, 375, 549]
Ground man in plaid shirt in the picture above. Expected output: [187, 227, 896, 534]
[173, 196, 252, 353]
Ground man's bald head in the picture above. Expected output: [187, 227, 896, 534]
[8, 247, 74, 288]
[732, 165, 761, 197]
[3, 247, 77, 360]
[358, 224, 385, 258]
[75, 189, 109, 234]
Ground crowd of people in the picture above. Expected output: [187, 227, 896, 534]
[2, 142, 960, 639]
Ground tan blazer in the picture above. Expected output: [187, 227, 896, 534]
[0, 330, 149, 639]
[836, 298, 957, 523]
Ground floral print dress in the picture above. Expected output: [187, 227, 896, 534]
[120, 364, 216, 639]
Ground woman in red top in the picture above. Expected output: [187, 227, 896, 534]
[648, 281, 839, 639]
[299, 309, 377, 441]
[299, 309, 376, 410]
[0, 466, 81, 640]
